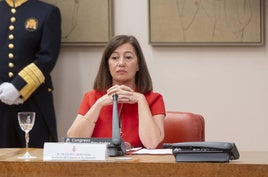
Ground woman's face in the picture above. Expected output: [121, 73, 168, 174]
[108, 43, 139, 86]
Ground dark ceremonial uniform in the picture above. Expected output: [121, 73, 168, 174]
[0, 0, 61, 147]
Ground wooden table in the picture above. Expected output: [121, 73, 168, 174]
[0, 148, 268, 177]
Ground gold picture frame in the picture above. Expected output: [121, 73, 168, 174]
[149, 0, 264, 46]
[42, 0, 113, 46]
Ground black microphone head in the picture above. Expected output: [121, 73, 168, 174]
[112, 94, 118, 100]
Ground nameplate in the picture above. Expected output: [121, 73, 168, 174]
[43, 142, 108, 161]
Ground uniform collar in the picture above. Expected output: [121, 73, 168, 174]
[5, 0, 28, 8]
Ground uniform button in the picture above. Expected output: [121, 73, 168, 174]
[8, 72, 14, 78]
[9, 62, 14, 68]
[10, 17, 16, 23]
[8, 53, 14, 59]
[9, 34, 14, 40]
[8, 43, 14, 49]
[48, 88, 53, 92]
[9, 25, 15, 31]
[11, 8, 16, 14]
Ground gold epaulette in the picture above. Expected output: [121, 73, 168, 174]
[18, 63, 45, 100]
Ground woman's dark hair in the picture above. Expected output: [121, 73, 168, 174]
[93, 35, 153, 93]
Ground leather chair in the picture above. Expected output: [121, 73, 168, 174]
[157, 111, 205, 148]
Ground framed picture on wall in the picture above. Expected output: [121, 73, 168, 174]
[42, 0, 113, 46]
[149, 0, 264, 46]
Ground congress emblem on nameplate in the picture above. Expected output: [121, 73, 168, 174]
[72, 145, 76, 152]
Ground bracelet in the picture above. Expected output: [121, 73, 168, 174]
[83, 116, 96, 124]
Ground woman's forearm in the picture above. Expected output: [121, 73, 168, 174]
[67, 114, 96, 138]
[67, 100, 103, 138]
[137, 96, 165, 149]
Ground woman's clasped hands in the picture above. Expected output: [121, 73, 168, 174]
[106, 85, 142, 104]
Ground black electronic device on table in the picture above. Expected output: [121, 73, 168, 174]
[63, 94, 126, 157]
[163, 141, 239, 162]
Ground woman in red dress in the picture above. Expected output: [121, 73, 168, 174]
[67, 35, 166, 149]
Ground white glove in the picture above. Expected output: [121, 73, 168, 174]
[0, 82, 21, 105]
[13, 98, 24, 105]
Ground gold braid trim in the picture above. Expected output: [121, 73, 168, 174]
[18, 63, 45, 100]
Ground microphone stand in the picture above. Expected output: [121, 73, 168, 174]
[107, 94, 126, 156]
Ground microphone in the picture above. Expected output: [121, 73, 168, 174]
[107, 94, 126, 156]
[112, 94, 121, 145]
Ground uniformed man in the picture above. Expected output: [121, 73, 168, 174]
[0, 0, 61, 148]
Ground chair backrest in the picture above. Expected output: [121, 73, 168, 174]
[157, 111, 205, 148]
